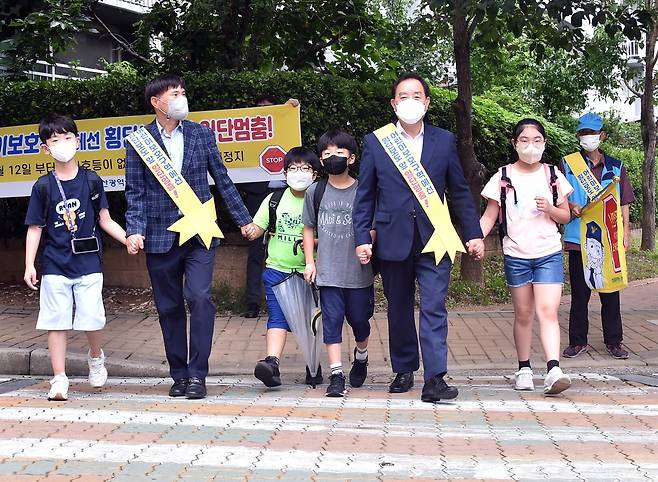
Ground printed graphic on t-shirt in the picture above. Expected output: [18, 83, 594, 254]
[318, 199, 353, 240]
[276, 212, 303, 244]
[54, 198, 87, 232]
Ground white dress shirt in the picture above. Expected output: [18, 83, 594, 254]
[396, 121, 424, 160]
[157, 120, 185, 173]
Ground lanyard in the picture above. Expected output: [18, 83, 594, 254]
[52, 171, 78, 238]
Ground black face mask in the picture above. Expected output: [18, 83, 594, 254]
[323, 154, 349, 175]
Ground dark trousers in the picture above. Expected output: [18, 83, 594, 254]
[146, 239, 217, 380]
[243, 189, 269, 307]
[379, 228, 451, 381]
[568, 250, 623, 346]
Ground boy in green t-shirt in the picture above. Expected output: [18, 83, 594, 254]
[248, 147, 321, 387]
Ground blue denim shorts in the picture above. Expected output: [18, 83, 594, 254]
[262, 268, 291, 330]
[503, 251, 564, 288]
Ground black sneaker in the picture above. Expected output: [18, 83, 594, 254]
[562, 344, 588, 358]
[326, 373, 346, 397]
[254, 356, 281, 387]
[606, 344, 629, 359]
[305, 365, 323, 388]
[349, 348, 368, 388]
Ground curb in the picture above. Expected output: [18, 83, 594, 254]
[2, 345, 657, 378]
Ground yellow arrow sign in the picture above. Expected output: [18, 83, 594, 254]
[374, 123, 465, 264]
[126, 127, 223, 248]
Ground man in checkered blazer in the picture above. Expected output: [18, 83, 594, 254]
[125, 74, 257, 399]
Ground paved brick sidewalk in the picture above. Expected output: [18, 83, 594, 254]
[1, 279, 657, 378]
[0, 374, 657, 480]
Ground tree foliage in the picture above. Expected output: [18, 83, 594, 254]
[0, 0, 97, 78]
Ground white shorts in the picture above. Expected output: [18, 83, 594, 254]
[36, 273, 106, 331]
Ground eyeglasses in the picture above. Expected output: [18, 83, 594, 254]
[516, 138, 545, 146]
[286, 165, 313, 173]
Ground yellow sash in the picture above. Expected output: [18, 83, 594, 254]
[373, 123, 465, 264]
[126, 127, 223, 249]
[564, 152, 604, 201]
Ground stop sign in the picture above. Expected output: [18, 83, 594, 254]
[259, 145, 286, 174]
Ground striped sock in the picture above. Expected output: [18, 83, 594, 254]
[355, 347, 368, 361]
[330, 363, 343, 376]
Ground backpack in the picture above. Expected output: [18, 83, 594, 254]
[498, 163, 560, 243]
[34, 168, 103, 228]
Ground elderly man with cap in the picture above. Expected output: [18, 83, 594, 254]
[561, 112, 635, 360]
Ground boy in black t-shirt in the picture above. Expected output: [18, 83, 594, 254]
[24, 114, 128, 401]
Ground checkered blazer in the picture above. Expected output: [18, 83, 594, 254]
[125, 120, 252, 253]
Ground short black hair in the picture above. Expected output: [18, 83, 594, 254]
[254, 94, 278, 106]
[317, 129, 358, 156]
[38, 113, 78, 143]
[144, 74, 186, 108]
[391, 72, 431, 98]
[284, 146, 320, 172]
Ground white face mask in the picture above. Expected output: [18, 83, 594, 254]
[160, 95, 189, 120]
[395, 99, 427, 124]
[579, 134, 601, 152]
[516, 143, 545, 164]
[286, 171, 314, 191]
[49, 139, 78, 163]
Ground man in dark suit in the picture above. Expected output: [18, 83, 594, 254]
[353, 73, 484, 402]
[125, 74, 256, 399]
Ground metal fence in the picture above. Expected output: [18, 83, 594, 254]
[24, 60, 107, 81]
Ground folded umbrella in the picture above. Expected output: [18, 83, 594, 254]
[272, 271, 323, 386]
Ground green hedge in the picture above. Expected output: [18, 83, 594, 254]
[0, 70, 578, 238]
[603, 145, 654, 223]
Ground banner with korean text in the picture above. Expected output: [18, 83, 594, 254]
[0, 104, 301, 198]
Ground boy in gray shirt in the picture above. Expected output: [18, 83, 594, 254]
[303, 130, 374, 397]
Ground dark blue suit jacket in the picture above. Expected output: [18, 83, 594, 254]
[353, 123, 483, 262]
[125, 120, 252, 253]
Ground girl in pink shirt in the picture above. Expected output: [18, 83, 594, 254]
[480, 118, 574, 396]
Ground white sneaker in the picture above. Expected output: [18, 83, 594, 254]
[48, 374, 69, 401]
[88, 349, 108, 388]
[514, 367, 534, 390]
[543, 366, 571, 395]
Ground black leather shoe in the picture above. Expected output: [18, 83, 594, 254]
[421, 375, 458, 403]
[185, 377, 207, 399]
[242, 304, 260, 318]
[389, 372, 414, 393]
[169, 378, 189, 397]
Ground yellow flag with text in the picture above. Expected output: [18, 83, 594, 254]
[579, 180, 628, 293]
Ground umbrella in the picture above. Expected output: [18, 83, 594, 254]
[272, 271, 323, 387]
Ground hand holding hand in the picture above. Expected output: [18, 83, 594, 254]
[356, 244, 372, 265]
[241, 223, 257, 240]
[466, 238, 485, 260]
[126, 234, 144, 255]
[24, 265, 39, 290]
